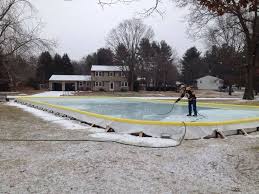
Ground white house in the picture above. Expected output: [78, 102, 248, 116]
[49, 75, 91, 91]
[196, 75, 224, 90]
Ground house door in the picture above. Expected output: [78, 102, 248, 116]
[110, 82, 114, 91]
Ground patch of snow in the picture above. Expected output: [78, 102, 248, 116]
[247, 134, 259, 138]
[88, 133, 179, 148]
[31, 91, 75, 97]
[7, 101, 89, 130]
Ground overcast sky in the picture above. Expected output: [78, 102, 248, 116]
[33, 0, 203, 60]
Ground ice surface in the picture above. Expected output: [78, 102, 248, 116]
[32, 97, 259, 122]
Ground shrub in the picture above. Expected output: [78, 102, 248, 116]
[120, 88, 128, 92]
[133, 81, 140, 92]
[26, 78, 39, 90]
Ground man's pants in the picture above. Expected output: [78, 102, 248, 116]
[188, 99, 197, 116]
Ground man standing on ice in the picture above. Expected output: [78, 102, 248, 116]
[175, 85, 197, 117]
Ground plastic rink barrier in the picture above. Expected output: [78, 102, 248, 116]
[15, 96, 259, 140]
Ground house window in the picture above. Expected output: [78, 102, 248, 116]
[79, 82, 83, 87]
[95, 82, 100, 87]
[95, 82, 104, 87]
[200, 80, 202, 83]
[109, 72, 114, 77]
[95, 72, 104, 77]
[121, 82, 128, 87]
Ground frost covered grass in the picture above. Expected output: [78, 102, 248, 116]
[0, 102, 95, 140]
[7, 101, 89, 130]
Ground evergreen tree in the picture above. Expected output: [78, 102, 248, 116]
[181, 47, 204, 85]
[83, 53, 97, 74]
[160, 40, 176, 89]
[62, 54, 74, 75]
[96, 48, 114, 65]
[72, 60, 84, 75]
[53, 54, 63, 74]
[151, 41, 162, 87]
[36, 51, 53, 83]
[138, 39, 178, 89]
[114, 44, 129, 66]
[138, 38, 153, 81]
[114, 43, 130, 76]
[203, 44, 245, 87]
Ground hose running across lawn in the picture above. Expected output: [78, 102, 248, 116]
[0, 133, 186, 148]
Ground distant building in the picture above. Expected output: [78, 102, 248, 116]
[196, 75, 224, 90]
[91, 65, 129, 91]
[49, 75, 91, 91]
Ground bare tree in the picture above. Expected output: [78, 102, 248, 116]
[98, 0, 163, 16]
[107, 18, 154, 90]
[178, 0, 259, 99]
[101, 0, 259, 99]
[204, 16, 245, 53]
[0, 0, 54, 90]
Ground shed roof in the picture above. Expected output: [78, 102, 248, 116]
[91, 65, 128, 71]
[196, 75, 223, 81]
[49, 75, 91, 81]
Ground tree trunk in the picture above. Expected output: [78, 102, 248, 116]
[128, 69, 134, 91]
[242, 7, 258, 100]
[243, 37, 257, 100]
[130, 71, 134, 91]
[243, 59, 255, 100]
[163, 71, 166, 91]
[228, 84, 232, 96]
[243, 72, 254, 100]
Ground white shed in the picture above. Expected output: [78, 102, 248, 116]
[49, 75, 91, 91]
[196, 75, 224, 90]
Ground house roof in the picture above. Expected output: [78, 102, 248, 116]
[196, 75, 223, 81]
[91, 65, 128, 71]
[49, 75, 91, 81]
